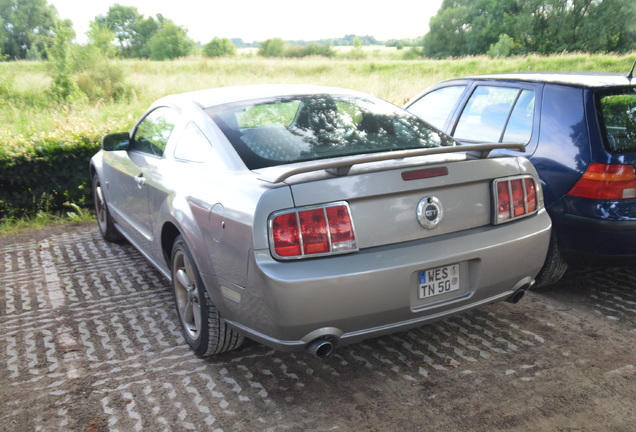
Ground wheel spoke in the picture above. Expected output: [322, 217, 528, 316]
[192, 300, 202, 333]
[176, 268, 191, 288]
[183, 298, 196, 331]
[174, 254, 201, 339]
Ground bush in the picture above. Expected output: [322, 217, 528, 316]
[487, 34, 518, 58]
[0, 133, 101, 218]
[258, 38, 287, 57]
[203, 38, 237, 57]
[284, 44, 335, 58]
[147, 23, 194, 60]
[77, 60, 132, 102]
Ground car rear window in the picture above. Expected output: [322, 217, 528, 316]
[597, 88, 636, 153]
[205, 95, 454, 169]
[407, 85, 466, 130]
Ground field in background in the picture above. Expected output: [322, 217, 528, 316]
[0, 51, 634, 221]
[1, 51, 635, 143]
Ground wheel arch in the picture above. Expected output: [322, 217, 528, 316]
[161, 221, 182, 267]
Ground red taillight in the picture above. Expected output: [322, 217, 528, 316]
[271, 212, 301, 257]
[525, 177, 537, 212]
[299, 208, 329, 255]
[567, 163, 636, 200]
[511, 179, 525, 216]
[495, 176, 540, 224]
[270, 202, 357, 259]
[497, 181, 511, 222]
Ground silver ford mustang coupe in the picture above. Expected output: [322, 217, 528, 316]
[90, 85, 551, 358]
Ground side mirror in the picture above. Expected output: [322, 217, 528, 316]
[101, 133, 130, 151]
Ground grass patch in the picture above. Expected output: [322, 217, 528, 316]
[0, 209, 95, 238]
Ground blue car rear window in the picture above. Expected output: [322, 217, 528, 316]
[206, 95, 454, 169]
[598, 88, 636, 154]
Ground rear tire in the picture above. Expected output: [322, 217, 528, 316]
[170, 236, 243, 356]
[92, 173, 124, 243]
[534, 231, 568, 287]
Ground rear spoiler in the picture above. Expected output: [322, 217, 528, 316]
[257, 142, 525, 184]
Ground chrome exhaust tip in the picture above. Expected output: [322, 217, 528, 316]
[307, 338, 334, 358]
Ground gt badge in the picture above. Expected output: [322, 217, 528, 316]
[417, 196, 443, 229]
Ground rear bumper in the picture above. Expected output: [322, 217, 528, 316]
[560, 214, 636, 266]
[213, 210, 551, 352]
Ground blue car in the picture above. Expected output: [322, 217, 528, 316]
[406, 71, 636, 286]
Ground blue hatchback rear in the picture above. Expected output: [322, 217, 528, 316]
[406, 71, 636, 285]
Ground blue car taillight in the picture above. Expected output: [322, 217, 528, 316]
[567, 163, 636, 200]
[269, 202, 358, 260]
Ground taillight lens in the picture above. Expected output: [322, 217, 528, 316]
[270, 202, 357, 259]
[271, 212, 301, 257]
[567, 163, 636, 200]
[494, 176, 540, 224]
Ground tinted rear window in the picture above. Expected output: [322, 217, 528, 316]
[206, 95, 454, 169]
[597, 88, 636, 153]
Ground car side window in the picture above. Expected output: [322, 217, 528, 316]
[408, 85, 466, 130]
[502, 90, 535, 143]
[174, 122, 212, 163]
[454, 86, 535, 144]
[131, 107, 179, 157]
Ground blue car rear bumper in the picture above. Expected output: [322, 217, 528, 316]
[559, 214, 636, 266]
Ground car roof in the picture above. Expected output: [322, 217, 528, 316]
[157, 84, 373, 109]
[462, 72, 635, 88]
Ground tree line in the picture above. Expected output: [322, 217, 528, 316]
[2, 0, 635, 62]
[424, 0, 636, 58]
[0, 1, 386, 61]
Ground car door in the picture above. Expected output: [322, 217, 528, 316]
[105, 106, 180, 250]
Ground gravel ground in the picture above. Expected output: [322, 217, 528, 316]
[1, 222, 635, 432]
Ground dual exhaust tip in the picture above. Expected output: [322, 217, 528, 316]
[306, 281, 533, 358]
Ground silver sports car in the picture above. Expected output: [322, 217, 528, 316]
[90, 85, 551, 358]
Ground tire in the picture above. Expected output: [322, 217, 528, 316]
[534, 231, 568, 287]
[92, 173, 124, 243]
[170, 236, 243, 356]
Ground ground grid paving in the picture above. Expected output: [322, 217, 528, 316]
[1, 226, 635, 431]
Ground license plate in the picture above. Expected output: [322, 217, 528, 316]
[418, 264, 460, 299]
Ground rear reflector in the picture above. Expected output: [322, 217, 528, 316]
[567, 163, 636, 200]
[270, 202, 357, 259]
[494, 175, 540, 224]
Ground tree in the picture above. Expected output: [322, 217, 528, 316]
[94, 4, 142, 58]
[146, 22, 193, 60]
[85, 22, 118, 58]
[203, 37, 236, 57]
[46, 22, 80, 102]
[131, 16, 159, 58]
[0, 0, 59, 59]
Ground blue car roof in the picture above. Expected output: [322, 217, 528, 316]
[464, 72, 635, 88]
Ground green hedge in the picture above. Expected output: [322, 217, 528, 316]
[0, 134, 101, 219]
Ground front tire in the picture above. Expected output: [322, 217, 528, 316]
[92, 173, 124, 243]
[171, 236, 243, 356]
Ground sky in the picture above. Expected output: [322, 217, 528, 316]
[48, 0, 444, 44]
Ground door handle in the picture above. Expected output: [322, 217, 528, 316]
[134, 174, 146, 187]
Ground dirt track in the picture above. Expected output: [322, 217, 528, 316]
[1, 222, 635, 431]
